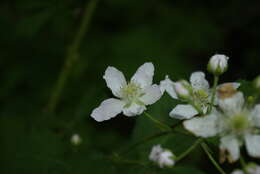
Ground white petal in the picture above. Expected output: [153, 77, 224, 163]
[251, 104, 260, 128]
[218, 92, 244, 115]
[140, 84, 162, 105]
[122, 103, 146, 116]
[183, 112, 220, 137]
[245, 134, 260, 158]
[217, 82, 240, 90]
[159, 75, 178, 99]
[169, 104, 198, 120]
[158, 151, 175, 168]
[149, 145, 163, 162]
[91, 98, 124, 122]
[131, 62, 154, 88]
[231, 169, 244, 174]
[103, 66, 127, 97]
[190, 71, 209, 91]
[220, 135, 240, 162]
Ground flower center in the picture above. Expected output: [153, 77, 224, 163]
[193, 89, 210, 111]
[194, 89, 209, 99]
[121, 82, 144, 107]
[229, 113, 250, 133]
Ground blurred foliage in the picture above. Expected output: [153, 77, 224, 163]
[1, 0, 260, 173]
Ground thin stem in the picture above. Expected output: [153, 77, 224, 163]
[144, 112, 172, 131]
[119, 129, 192, 156]
[208, 75, 219, 113]
[170, 120, 183, 129]
[201, 142, 226, 174]
[240, 156, 248, 174]
[175, 138, 203, 161]
[47, 0, 98, 113]
[108, 154, 147, 166]
[119, 131, 172, 155]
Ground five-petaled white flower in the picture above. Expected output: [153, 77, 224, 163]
[160, 71, 239, 120]
[149, 144, 175, 168]
[91, 62, 162, 122]
[184, 90, 260, 163]
[208, 54, 229, 75]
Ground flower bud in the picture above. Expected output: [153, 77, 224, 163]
[71, 134, 82, 146]
[149, 144, 175, 168]
[254, 75, 260, 89]
[158, 150, 175, 168]
[174, 80, 192, 100]
[207, 54, 229, 76]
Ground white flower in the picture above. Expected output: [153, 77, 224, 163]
[71, 134, 82, 146]
[149, 144, 175, 168]
[184, 92, 260, 162]
[91, 62, 162, 122]
[160, 71, 240, 120]
[207, 54, 229, 75]
[231, 163, 260, 174]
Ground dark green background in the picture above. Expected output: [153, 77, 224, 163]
[1, 0, 260, 173]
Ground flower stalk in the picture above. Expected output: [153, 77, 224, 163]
[201, 142, 227, 174]
[47, 0, 98, 112]
[208, 75, 219, 113]
[175, 138, 203, 161]
[144, 112, 172, 131]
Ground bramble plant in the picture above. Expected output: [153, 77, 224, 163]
[91, 54, 260, 174]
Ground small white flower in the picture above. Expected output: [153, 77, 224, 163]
[149, 144, 175, 168]
[71, 134, 82, 146]
[184, 92, 260, 162]
[231, 163, 260, 174]
[207, 54, 229, 75]
[160, 72, 239, 120]
[91, 62, 162, 122]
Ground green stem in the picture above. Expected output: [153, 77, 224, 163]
[144, 112, 172, 131]
[47, 0, 98, 113]
[108, 154, 147, 166]
[240, 156, 248, 174]
[120, 131, 172, 155]
[175, 138, 203, 161]
[119, 129, 192, 156]
[208, 75, 219, 113]
[201, 142, 226, 174]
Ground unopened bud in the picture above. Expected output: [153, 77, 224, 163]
[208, 54, 229, 76]
[254, 75, 260, 89]
[71, 134, 82, 146]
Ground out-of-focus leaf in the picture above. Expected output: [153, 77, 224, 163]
[15, 9, 53, 38]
